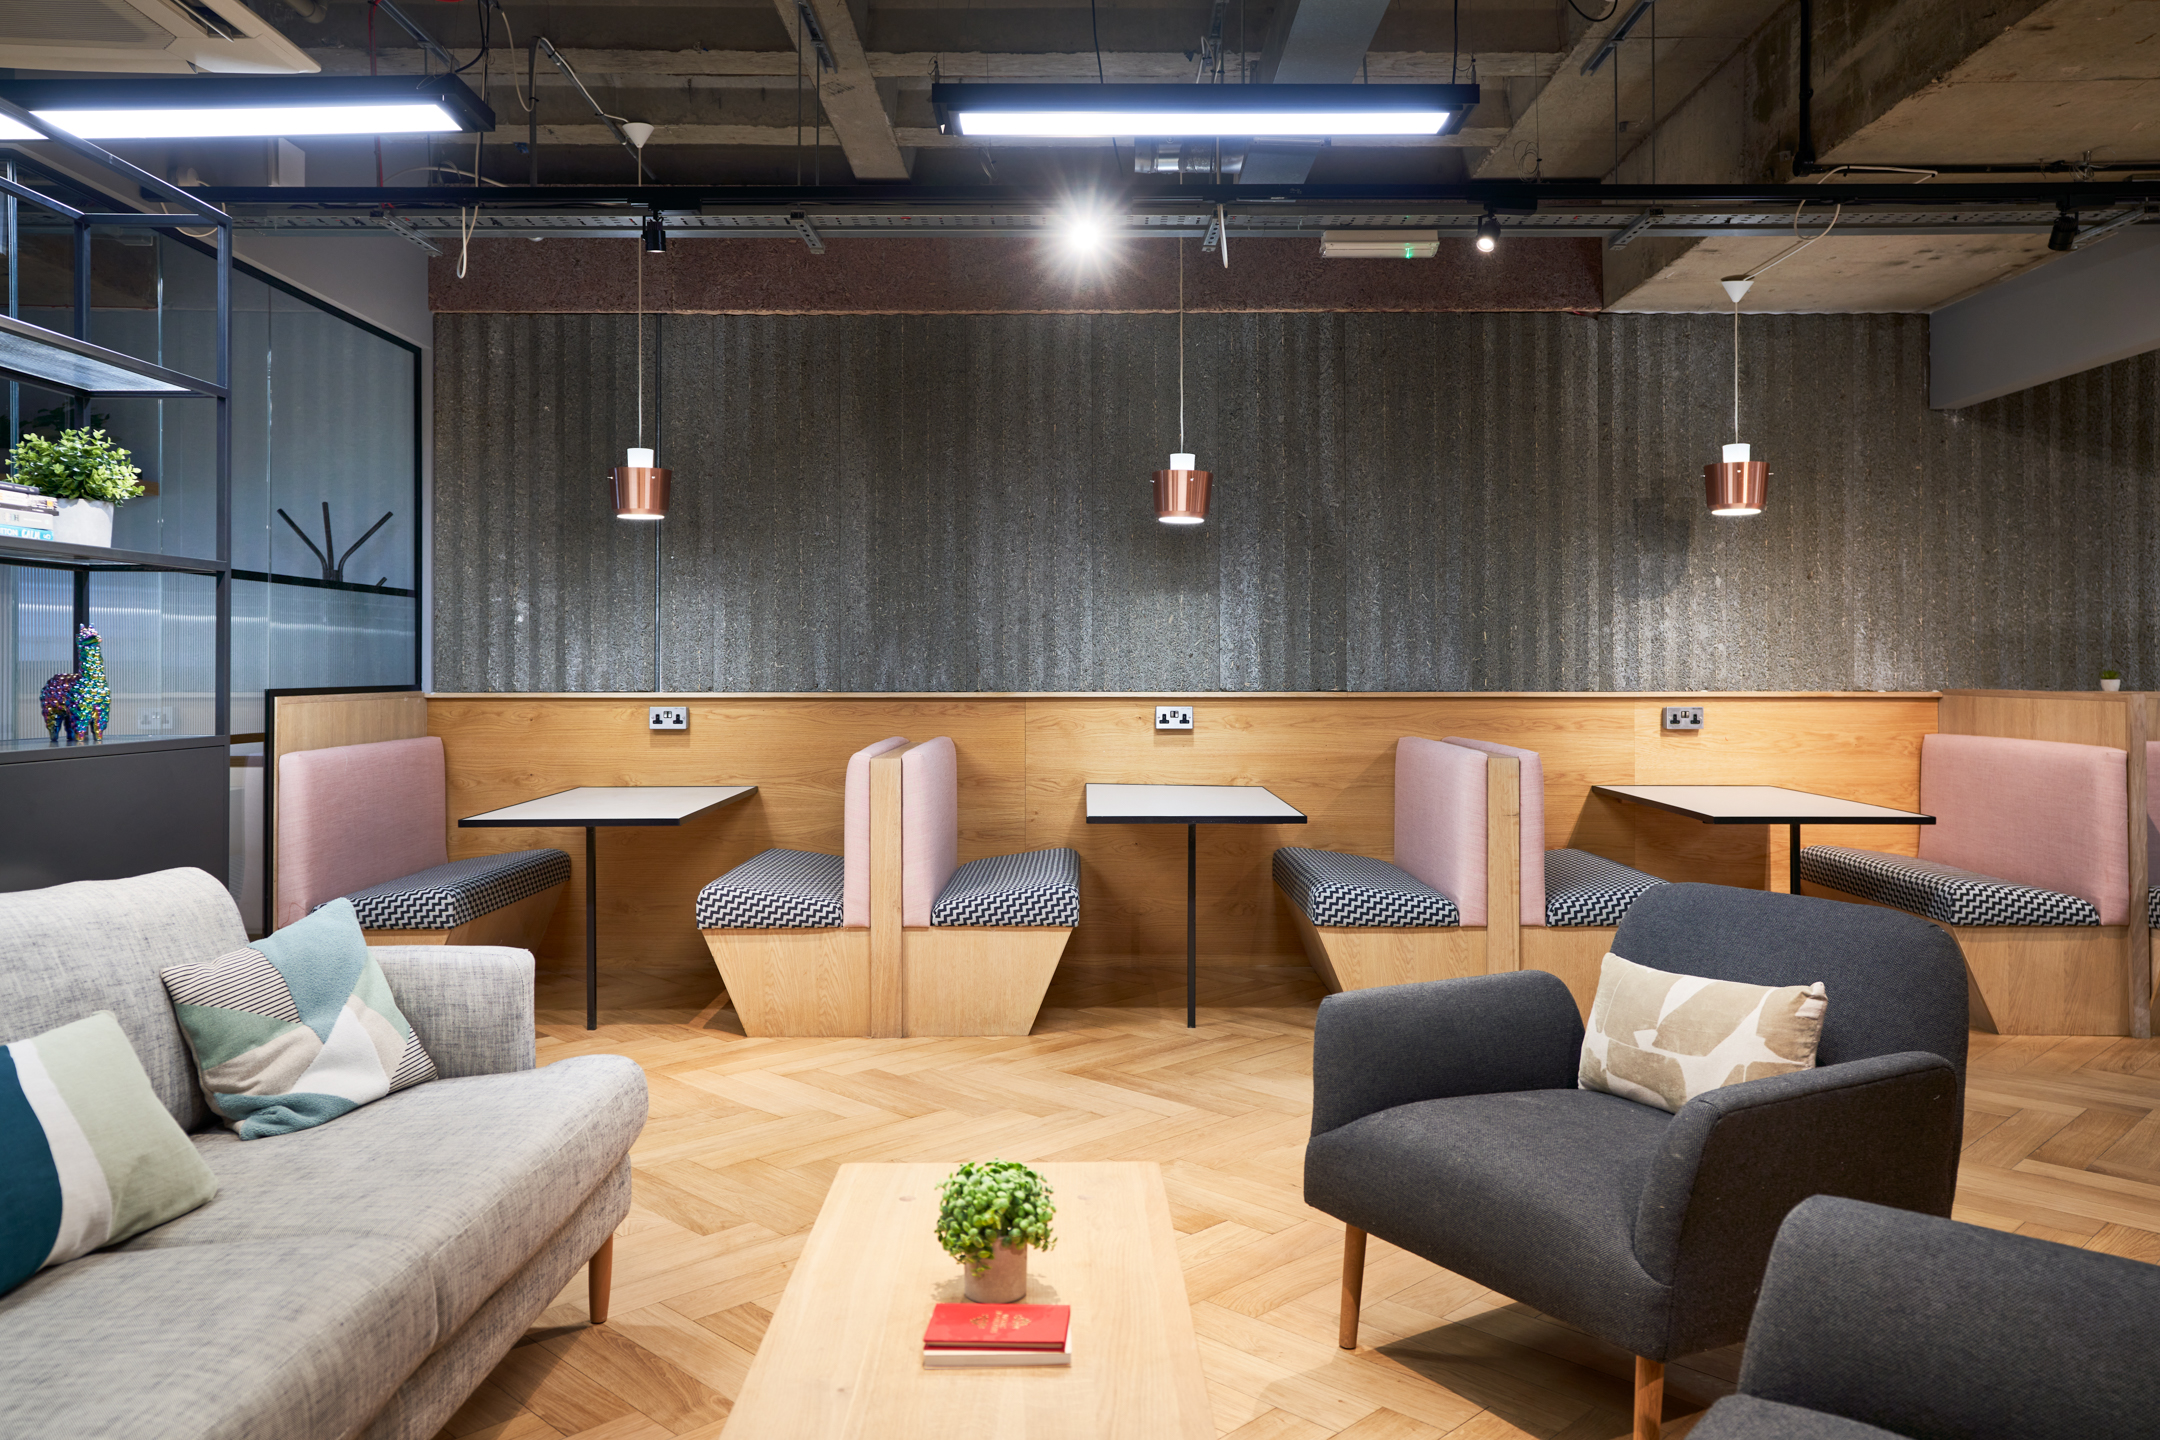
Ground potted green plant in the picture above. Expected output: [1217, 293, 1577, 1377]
[7, 427, 145, 547]
[2101, 669, 2123, 692]
[936, 1160, 1055, 1304]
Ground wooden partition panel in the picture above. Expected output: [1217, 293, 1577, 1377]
[431, 692, 1936, 975]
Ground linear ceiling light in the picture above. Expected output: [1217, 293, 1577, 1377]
[932, 84, 1479, 139]
[0, 77, 493, 141]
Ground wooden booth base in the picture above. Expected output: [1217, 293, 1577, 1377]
[902, 925, 1072, 1036]
[1802, 882, 2134, 1037]
[361, 883, 564, 953]
[1521, 925, 1619, 1017]
[1289, 905, 1489, 993]
[703, 926, 872, 1037]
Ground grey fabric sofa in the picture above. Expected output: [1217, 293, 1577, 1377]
[1305, 883, 1970, 1440]
[0, 867, 648, 1440]
[1692, 1195, 2160, 1439]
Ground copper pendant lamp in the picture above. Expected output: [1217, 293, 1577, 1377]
[614, 215, 671, 520]
[1155, 239, 1210, 524]
[1705, 277, 1766, 517]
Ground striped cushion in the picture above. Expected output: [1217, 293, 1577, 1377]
[1544, 849, 1667, 927]
[344, 848, 570, 931]
[1799, 846, 2100, 927]
[1273, 847, 1460, 928]
[929, 848, 1081, 927]
[696, 849, 845, 929]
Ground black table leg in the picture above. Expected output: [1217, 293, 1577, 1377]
[1789, 822, 1803, 897]
[585, 825, 599, 1031]
[1187, 823, 1198, 1029]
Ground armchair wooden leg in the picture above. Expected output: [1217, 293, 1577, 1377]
[1634, 1356, 1664, 1440]
[588, 1234, 615, 1326]
[1338, 1225, 1367, 1350]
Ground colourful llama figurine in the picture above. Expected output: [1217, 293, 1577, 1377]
[70, 625, 110, 742]
[39, 671, 78, 742]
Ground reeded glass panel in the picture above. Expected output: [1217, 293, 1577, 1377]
[0, 564, 216, 751]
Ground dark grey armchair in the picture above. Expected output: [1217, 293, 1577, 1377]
[1693, 1195, 2160, 1439]
[1304, 883, 1969, 1440]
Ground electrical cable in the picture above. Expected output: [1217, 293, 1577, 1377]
[1091, 0, 1105, 83]
[498, 4, 531, 113]
[386, 165, 507, 186]
[1452, 0, 1460, 85]
[1737, 199, 1843, 283]
[1177, 238, 1185, 454]
[636, 230, 644, 450]
[369, 0, 382, 188]
[455, 203, 478, 279]
[1566, 0, 1620, 20]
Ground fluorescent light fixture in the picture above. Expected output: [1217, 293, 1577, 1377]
[932, 83, 1478, 139]
[0, 76, 493, 142]
[1320, 229, 1438, 259]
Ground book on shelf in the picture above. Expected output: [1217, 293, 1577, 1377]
[921, 1302, 1072, 1367]
[0, 522, 54, 540]
[0, 481, 57, 512]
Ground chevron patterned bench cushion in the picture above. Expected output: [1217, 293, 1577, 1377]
[1273, 848, 1460, 928]
[929, 848, 1081, 928]
[344, 848, 570, 931]
[1544, 849, 1667, 927]
[696, 849, 845, 929]
[1799, 845, 2101, 927]
[2151, 887, 2160, 930]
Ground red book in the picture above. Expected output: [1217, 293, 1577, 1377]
[922, 1303, 1071, 1351]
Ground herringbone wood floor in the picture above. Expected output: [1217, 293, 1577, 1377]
[433, 963, 2160, 1440]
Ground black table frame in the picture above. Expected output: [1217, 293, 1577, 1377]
[1592, 785, 1934, 895]
[1086, 797, 1308, 1028]
[461, 786, 758, 1030]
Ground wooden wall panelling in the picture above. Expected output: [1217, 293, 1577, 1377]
[269, 689, 428, 930]
[431, 697, 1026, 978]
[1938, 689, 2152, 1039]
[432, 693, 1938, 979]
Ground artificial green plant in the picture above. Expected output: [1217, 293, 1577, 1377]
[7, 427, 145, 504]
[936, 1160, 1056, 1274]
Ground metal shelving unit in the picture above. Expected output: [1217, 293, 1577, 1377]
[0, 97, 233, 765]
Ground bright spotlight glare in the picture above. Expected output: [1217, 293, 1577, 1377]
[1475, 234, 1496, 254]
[1065, 216, 1106, 253]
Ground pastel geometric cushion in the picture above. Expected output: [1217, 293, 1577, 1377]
[343, 847, 570, 931]
[0, 1012, 217, 1296]
[696, 849, 845, 929]
[1579, 952, 1829, 1116]
[929, 848, 1081, 927]
[159, 899, 438, 1140]
[1799, 846, 2100, 927]
[1544, 849, 1668, 927]
[1273, 847, 1460, 927]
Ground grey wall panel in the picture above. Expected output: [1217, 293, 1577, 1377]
[434, 311, 2160, 694]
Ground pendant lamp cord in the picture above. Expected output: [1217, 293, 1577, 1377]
[1178, 240, 1186, 453]
[1731, 299, 1740, 444]
[635, 234, 643, 446]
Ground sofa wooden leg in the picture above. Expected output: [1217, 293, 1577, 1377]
[588, 1234, 615, 1326]
[1338, 1224, 1367, 1350]
[1634, 1356, 1664, 1440]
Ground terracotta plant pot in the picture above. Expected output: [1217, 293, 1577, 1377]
[962, 1240, 1028, 1304]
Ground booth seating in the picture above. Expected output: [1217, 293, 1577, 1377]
[1274, 737, 1516, 992]
[1799, 732, 2132, 1035]
[887, 737, 1080, 1036]
[1445, 736, 1666, 1011]
[278, 736, 569, 948]
[696, 736, 907, 1036]
[1275, 736, 1664, 1006]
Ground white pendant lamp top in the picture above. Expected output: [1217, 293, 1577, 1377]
[627, 448, 655, 468]
[1153, 247, 1211, 525]
[1170, 453, 1195, 469]
[1706, 278, 1766, 518]
[1720, 277, 1755, 305]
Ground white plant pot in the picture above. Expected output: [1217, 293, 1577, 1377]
[49, 499, 113, 547]
[2101, 678, 2123, 692]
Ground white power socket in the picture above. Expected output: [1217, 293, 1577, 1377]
[649, 705, 688, 731]
[136, 706, 176, 731]
[1662, 706, 1705, 731]
[1155, 705, 1194, 731]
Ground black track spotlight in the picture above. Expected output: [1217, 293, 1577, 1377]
[642, 212, 668, 254]
[2048, 209, 2079, 252]
[1475, 213, 1501, 254]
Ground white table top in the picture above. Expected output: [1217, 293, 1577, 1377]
[1085, 782, 1307, 824]
[1593, 784, 1932, 824]
[459, 784, 757, 827]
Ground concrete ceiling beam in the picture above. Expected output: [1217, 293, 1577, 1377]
[767, 0, 909, 179]
[1241, 0, 1398, 184]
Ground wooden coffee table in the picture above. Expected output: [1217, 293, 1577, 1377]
[724, 1161, 1212, 1438]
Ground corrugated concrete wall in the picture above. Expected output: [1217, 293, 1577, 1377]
[433, 310, 2160, 692]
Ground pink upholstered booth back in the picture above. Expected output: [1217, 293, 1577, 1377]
[1443, 736, 1545, 926]
[1918, 732, 2128, 925]
[842, 735, 910, 928]
[1394, 737, 1490, 926]
[900, 737, 960, 927]
[276, 736, 449, 928]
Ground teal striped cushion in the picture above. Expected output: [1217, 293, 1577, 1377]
[0, 1011, 218, 1296]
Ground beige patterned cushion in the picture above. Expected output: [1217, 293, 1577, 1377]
[1578, 953, 1828, 1114]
